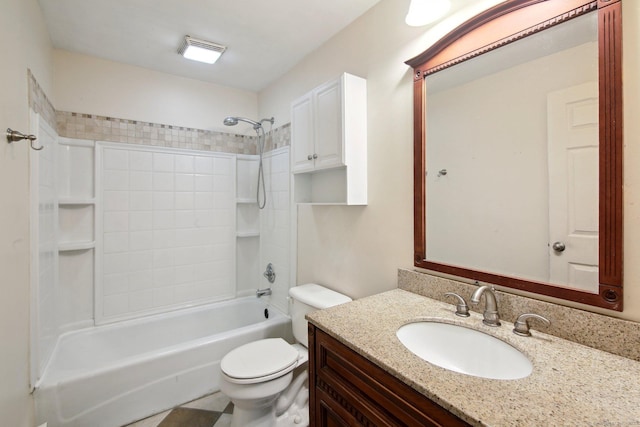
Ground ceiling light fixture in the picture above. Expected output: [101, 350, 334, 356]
[178, 35, 226, 64]
[405, 0, 451, 27]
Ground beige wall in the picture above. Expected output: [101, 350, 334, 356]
[0, 0, 52, 424]
[260, 0, 640, 322]
[53, 50, 258, 132]
[259, 0, 425, 299]
[258, 0, 504, 299]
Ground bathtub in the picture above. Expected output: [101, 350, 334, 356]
[34, 297, 292, 427]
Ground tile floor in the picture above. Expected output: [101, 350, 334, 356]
[124, 392, 233, 427]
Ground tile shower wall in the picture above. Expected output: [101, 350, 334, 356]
[31, 112, 58, 385]
[260, 148, 291, 314]
[97, 143, 236, 323]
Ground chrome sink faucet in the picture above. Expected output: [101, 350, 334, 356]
[470, 285, 501, 327]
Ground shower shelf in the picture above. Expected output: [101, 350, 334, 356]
[236, 198, 257, 204]
[58, 241, 95, 252]
[59, 198, 96, 206]
[236, 231, 260, 238]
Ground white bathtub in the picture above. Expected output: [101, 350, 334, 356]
[34, 297, 292, 427]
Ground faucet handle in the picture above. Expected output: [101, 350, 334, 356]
[444, 292, 470, 317]
[513, 313, 550, 337]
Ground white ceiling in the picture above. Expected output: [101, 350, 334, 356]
[38, 0, 385, 92]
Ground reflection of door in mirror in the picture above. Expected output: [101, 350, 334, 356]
[424, 13, 598, 290]
[548, 83, 598, 293]
[408, 0, 623, 311]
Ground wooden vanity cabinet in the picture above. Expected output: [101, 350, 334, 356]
[308, 324, 470, 426]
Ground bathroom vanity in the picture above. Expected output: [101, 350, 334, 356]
[306, 288, 640, 426]
[308, 325, 468, 426]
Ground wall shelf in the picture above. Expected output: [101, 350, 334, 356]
[59, 198, 96, 206]
[236, 198, 257, 204]
[58, 241, 95, 252]
[236, 231, 260, 238]
[236, 155, 260, 294]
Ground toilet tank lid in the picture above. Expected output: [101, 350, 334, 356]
[289, 284, 352, 309]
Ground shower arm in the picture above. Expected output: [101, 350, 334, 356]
[223, 115, 274, 210]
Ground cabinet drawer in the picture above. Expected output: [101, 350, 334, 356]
[310, 326, 470, 427]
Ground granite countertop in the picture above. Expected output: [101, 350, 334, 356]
[307, 289, 640, 426]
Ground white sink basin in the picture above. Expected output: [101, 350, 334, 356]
[397, 321, 532, 380]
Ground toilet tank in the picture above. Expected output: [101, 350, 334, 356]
[288, 284, 352, 347]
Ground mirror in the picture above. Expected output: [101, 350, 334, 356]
[406, 0, 623, 311]
[427, 15, 598, 290]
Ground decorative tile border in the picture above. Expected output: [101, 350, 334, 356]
[398, 269, 640, 361]
[265, 123, 291, 152]
[28, 69, 57, 131]
[56, 112, 290, 155]
[27, 70, 290, 155]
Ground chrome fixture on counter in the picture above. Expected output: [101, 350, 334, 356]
[256, 287, 272, 298]
[513, 313, 550, 337]
[470, 285, 501, 326]
[443, 292, 470, 317]
[263, 262, 276, 284]
[6, 128, 43, 150]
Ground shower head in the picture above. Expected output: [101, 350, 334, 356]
[223, 116, 261, 129]
[223, 115, 275, 210]
[223, 117, 238, 126]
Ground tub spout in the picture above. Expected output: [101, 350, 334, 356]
[256, 288, 272, 297]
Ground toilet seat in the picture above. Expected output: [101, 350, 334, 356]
[221, 338, 300, 385]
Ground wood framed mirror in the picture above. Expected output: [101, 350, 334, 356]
[406, 0, 623, 310]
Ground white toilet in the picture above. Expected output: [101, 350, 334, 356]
[220, 284, 352, 427]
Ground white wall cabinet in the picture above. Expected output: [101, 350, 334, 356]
[291, 73, 367, 205]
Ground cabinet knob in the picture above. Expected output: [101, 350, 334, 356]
[307, 154, 313, 160]
[313, 153, 318, 159]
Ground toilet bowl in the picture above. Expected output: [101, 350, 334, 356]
[220, 284, 351, 427]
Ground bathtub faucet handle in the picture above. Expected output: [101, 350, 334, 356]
[263, 263, 276, 284]
[256, 288, 272, 298]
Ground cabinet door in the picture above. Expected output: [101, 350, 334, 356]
[291, 93, 315, 173]
[317, 390, 353, 426]
[314, 78, 344, 170]
[310, 326, 471, 427]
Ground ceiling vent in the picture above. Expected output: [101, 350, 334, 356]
[178, 35, 226, 64]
